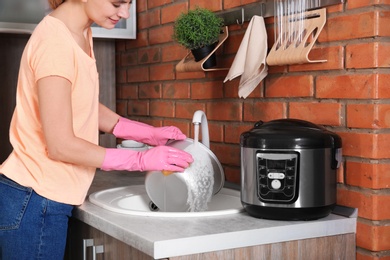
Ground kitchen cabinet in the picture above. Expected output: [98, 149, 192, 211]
[66, 218, 153, 260]
[65, 217, 356, 260]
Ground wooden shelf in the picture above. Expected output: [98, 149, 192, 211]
[176, 26, 229, 72]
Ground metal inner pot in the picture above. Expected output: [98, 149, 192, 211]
[145, 138, 224, 212]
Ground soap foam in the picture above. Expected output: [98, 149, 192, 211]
[183, 145, 214, 212]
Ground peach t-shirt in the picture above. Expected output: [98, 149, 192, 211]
[0, 15, 99, 205]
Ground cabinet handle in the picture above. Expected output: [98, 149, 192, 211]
[83, 239, 94, 260]
[92, 245, 104, 260]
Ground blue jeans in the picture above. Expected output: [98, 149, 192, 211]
[0, 174, 74, 260]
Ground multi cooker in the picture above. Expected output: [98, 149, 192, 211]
[240, 119, 342, 220]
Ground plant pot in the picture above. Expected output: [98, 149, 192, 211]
[191, 43, 217, 69]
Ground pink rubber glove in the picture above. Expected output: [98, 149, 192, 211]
[101, 146, 193, 172]
[113, 117, 186, 146]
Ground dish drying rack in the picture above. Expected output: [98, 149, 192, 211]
[176, 0, 343, 71]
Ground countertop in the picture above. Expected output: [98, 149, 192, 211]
[72, 170, 357, 259]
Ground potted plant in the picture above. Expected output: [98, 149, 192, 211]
[173, 7, 224, 69]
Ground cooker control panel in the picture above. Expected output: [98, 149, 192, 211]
[256, 152, 298, 203]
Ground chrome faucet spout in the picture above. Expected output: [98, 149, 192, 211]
[192, 110, 210, 148]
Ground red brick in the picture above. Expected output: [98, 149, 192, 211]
[223, 0, 243, 9]
[138, 47, 161, 64]
[265, 75, 314, 97]
[189, 0, 222, 12]
[127, 100, 149, 116]
[162, 44, 188, 62]
[212, 143, 240, 167]
[138, 83, 162, 99]
[224, 124, 253, 144]
[120, 51, 137, 66]
[126, 30, 148, 49]
[346, 42, 390, 69]
[339, 132, 390, 159]
[150, 63, 175, 81]
[136, 0, 147, 12]
[206, 102, 243, 121]
[162, 82, 190, 99]
[147, 0, 172, 9]
[149, 100, 175, 117]
[347, 0, 390, 9]
[347, 103, 390, 129]
[138, 9, 160, 30]
[346, 161, 390, 189]
[337, 188, 390, 220]
[149, 25, 173, 45]
[320, 11, 378, 42]
[316, 74, 390, 99]
[116, 68, 127, 84]
[191, 81, 224, 99]
[127, 67, 149, 83]
[378, 11, 390, 37]
[207, 122, 224, 143]
[223, 166, 240, 184]
[161, 2, 188, 24]
[116, 101, 127, 116]
[289, 102, 342, 126]
[357, 221, 390, 251]
[118, 84, 138, 99]
[243, 102, 286, 122]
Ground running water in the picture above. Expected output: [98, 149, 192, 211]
[182, 123, 214, 212]
[183, 144, 214, 212]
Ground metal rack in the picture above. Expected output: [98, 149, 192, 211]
[217, 0, 344, 25]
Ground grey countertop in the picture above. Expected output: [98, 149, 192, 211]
[72, 170, 357, 259]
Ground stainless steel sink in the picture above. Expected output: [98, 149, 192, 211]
[89, 185, 243, 218]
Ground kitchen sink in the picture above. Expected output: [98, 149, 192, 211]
[89, 185, 243, 217]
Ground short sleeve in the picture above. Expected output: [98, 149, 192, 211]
[29, 29, 76, 84]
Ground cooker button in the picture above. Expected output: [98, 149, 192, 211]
[284, 186, 294, 196]
[271, 179, 282, 190]
[286, 177, 294, 186]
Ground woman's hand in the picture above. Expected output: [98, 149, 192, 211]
[112, 117, 186, 146]
[101, 146, 194, 172]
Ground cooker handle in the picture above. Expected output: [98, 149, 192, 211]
[254, 120, 264, 128]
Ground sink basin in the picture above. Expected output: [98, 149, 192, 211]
[89, 185, 243, 217]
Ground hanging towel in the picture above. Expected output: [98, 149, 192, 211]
[224, 15, 268, 99]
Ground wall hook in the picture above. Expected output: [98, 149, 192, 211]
[236, 8, 245, 25]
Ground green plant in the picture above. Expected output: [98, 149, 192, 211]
[173, 7, 224, 50]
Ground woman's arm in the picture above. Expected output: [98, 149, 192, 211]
[37, 76, 193, 172]
[98, 102, 120, 134]
[37, 76, 106, 168]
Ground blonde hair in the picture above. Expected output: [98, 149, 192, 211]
[48, 0, 65, 10]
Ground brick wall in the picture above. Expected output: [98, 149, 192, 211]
[115, 0, 390, 259]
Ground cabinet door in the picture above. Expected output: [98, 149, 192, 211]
[65, 218, 154, 260]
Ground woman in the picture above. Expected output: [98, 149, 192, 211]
[0, 0, 193, 259]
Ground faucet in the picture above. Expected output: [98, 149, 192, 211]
[192, 110, 210, 148]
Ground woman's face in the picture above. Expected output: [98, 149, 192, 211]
[85, 0, 131, 29]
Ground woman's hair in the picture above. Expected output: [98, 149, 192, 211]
[48, 0, 65, 10]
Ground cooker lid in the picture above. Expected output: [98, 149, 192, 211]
[240, 119, 342, 149]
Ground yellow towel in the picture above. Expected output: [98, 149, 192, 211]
[224, 16, 268, 99]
